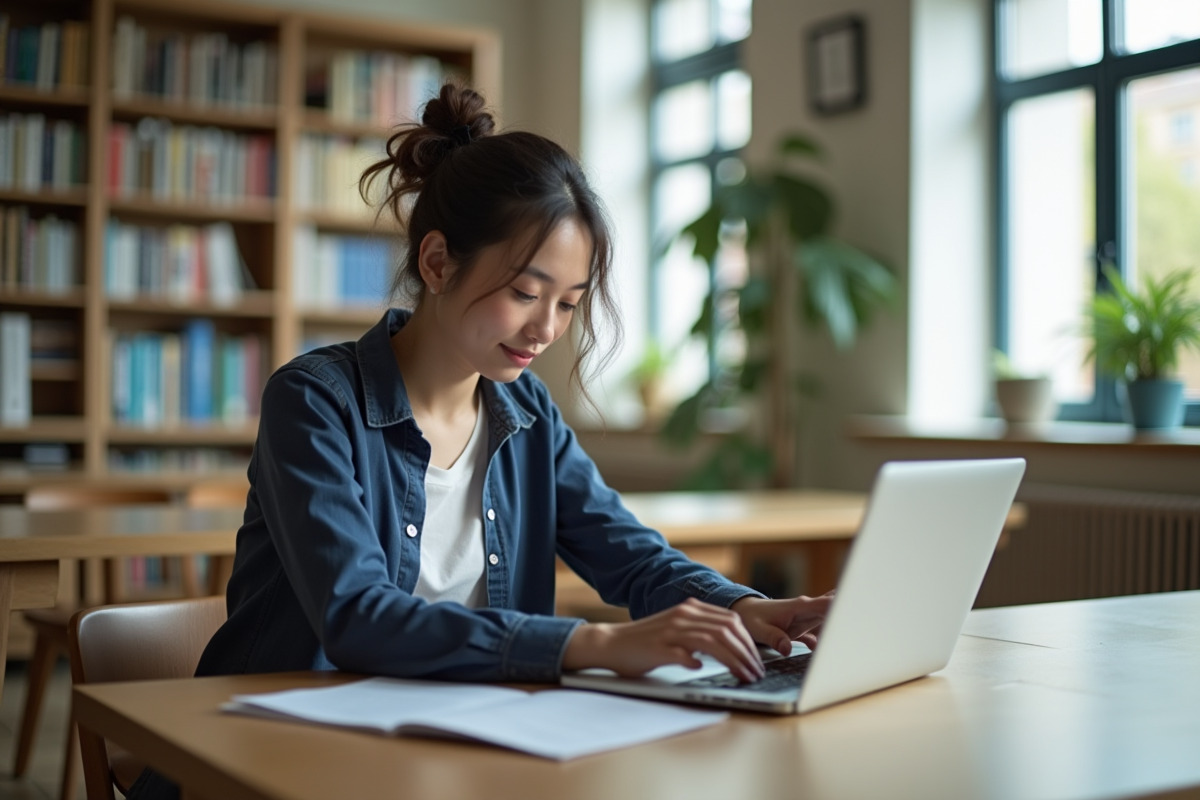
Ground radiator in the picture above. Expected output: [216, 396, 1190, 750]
[975, 483, 1200, 608]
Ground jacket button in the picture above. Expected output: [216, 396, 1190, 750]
[405, 524, 418, 537]
[486, 508, 496, 521]
[488, 553, 499, 566]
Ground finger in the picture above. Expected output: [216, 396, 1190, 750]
[676, 601, 764, 666]
[685, 622, 765, 681]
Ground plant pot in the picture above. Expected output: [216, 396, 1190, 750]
[995, 377, 1057, 425]
[1122, 378, 1185, 430]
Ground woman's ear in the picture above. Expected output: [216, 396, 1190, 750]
[417, 231, 452, 294]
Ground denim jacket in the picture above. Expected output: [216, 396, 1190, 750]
[195, 309, 760, 683]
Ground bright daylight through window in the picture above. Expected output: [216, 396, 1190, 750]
[648, 0, 752, 420]
[996, 0, 1200, 423]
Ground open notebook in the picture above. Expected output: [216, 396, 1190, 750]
[223, 677, 726, 760]
[562, 458, 1027, 714]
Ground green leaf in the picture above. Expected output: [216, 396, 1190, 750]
[689, 292, 716, 339]
[718, 175, 773, 227]
[737, 277, 772, 335]
[796, 237, 897, 349]
[772, 173, 832, 240]
[738, 356, 769, 392]
[680, 205, 724, 263]
[778, 133, 822, 159]
[659, 385, 710, 448]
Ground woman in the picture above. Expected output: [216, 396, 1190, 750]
[196, 82, 829, 686]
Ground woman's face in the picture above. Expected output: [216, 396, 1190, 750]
[436, 219, 592, 383]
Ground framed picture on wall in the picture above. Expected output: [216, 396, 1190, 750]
[807, 15, 866, 116]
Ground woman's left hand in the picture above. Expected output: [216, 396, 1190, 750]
[730, 593, 834, 655]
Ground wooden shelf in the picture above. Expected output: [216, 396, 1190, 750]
[846, 415, 1200, 455]
[295, 209, 396, 234]
[106, 291, 276, 319]
[0, 0, 499, 492]
[0, 289, 88, 308]
[111, 97, 279, 130]
[299, 307, 385, 328]
[107, 196, 277, 223]
[0, 83, 90, 108]
[0, 417, 88, 442]
[106, 424, 259, 447]
[31, 360, 83, 382]
[300, 110, 393, 139]
[0, 188, 90, 207]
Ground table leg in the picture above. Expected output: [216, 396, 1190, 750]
[0, 561, 62, 708]
[0, 564, 14, 707]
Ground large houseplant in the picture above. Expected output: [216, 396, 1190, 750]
[660, 133, 897, 488]
[1085, 266, 1200, 429]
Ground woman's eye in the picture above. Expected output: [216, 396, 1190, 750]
[558, 302, 577, 313]
[513, 289, 537, 302]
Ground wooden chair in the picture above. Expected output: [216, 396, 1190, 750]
[10, 487, 174, 799]
[67, 597, 227, 800]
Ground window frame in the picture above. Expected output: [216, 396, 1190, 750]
[993, 0, 1200, 425]
[648, 0, 748, 378]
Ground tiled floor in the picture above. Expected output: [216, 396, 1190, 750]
[0, 659, 85, 800]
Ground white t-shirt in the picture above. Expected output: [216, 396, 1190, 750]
[412, 402, 488, 608]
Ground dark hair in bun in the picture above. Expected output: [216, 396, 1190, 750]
[360, 82, 619, 401]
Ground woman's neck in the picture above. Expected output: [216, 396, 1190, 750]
[390, 308, 479, 424]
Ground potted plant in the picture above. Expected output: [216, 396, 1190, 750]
[659, 132, 897, 488]
[629, 340, 672, 423]
[991, 350, 1056, 427]
[1084, 266, 1200, 430]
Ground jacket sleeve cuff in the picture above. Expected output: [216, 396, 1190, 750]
[501, 615, 585, 681]
[688, 578, 767, 609]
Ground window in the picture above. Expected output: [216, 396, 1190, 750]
[649, 0, 752, 399]
[995, 0, 1200, 423]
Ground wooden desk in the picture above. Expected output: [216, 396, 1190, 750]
[71, 591, 1200, 800]
[0, 505, 243, 703]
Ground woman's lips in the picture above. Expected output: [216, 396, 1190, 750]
[501, 344, 536, 366]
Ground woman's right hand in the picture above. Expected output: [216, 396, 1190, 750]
[561, 597, 766, 683]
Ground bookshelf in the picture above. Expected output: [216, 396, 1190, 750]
[0, 0, 502, 494]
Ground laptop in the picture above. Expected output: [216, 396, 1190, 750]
[561, 457, 1026, 715]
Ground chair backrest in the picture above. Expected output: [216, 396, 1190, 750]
[67, 597, 227, 799]
[25, 486, 174, 510]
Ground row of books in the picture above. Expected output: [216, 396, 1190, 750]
[1, 206, 79, 293]
[293, 133, 385, 214]
[304, 50, 448, 125]
[108, 447, 248, 473]
[112, 16, 278, 108]
[0, 113, 87, 192]
[292, 227, 393, 310]
[111, 321, 264, 428]
[105, 220, 253, 306]
[108, 119, 276, 201]
[0, 16, 90, 90]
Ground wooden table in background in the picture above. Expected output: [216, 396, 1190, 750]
[72, 591, 1200, 800]
[0, 505, 242, 704]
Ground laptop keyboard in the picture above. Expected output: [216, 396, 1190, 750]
[684, 652, 813, 692]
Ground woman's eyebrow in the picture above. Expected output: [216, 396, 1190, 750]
[523, 265, 589, 291]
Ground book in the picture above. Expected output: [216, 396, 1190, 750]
[223, 677, 727, 761]
[0, 311, 31, 426]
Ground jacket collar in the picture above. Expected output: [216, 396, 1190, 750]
[356, 309, 536, 436]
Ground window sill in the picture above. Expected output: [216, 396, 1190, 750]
[846, 415, 1200, 454]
